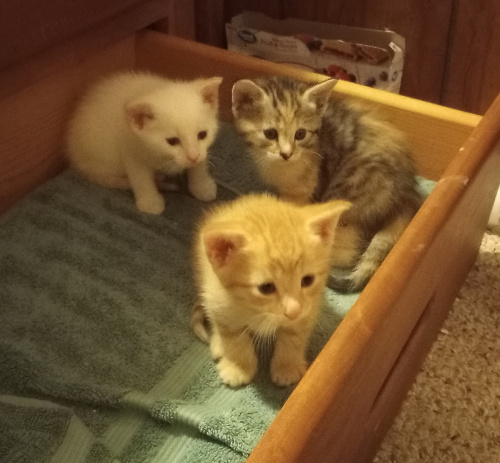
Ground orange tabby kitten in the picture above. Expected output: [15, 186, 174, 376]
[190, 194, 350, 387]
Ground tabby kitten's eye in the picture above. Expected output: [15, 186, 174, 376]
[263, 128, 279, 140]
[167, 137, 181, 146]
[258, 282, 276, 295]
[295, 129, 307, 140]
[198, 131, 207, 140]
[301, 275, 315, 287]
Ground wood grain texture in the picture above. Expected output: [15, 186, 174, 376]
[0, 0, 143, 70]
[223, 0, 283, 22]
[442, 0, 500, 114]
[0, 39, 135, 214]
[152, 0, 196, 39]
[0, 0, 170, 100]
[193, 0, 226, 47]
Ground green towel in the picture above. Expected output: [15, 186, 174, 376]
[0, 123, 435, 463]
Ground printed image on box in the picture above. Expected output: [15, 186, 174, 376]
[226, 12, 405, 93]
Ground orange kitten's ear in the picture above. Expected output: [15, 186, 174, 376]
[125, 102, 155, 130]
[232, 79, 266, 119]
[203, 229, 248, 269]
[302, 79, 337, 114]
[199, 77, 223, 110]
[307, 200, 351, 245]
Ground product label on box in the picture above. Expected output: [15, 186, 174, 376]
[226, 12, 405, 93]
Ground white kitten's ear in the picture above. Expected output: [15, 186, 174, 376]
[203, 229, 248, 269]
[125, 102, 155, 130]
[307, 200, 351, 245]
[232, 79, 266, 119]
[200, 77, 223, 110]
[302, 79, 337, 114]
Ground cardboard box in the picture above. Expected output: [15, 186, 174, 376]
[226, 12, 405, 93]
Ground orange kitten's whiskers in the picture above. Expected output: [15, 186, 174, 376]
[254, 331, 275, 359]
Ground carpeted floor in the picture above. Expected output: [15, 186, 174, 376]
[374, 225, 500, 462]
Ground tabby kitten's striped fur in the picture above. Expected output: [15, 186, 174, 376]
[232, 76, 423, 292]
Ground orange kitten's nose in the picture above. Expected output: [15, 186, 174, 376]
[280, 152, 292, 161]
[283, 295, 301, 320]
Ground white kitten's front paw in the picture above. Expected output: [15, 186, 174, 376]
[136, 194, 165, 215]
[270, 359, 308, 387]
[188, 175, 217, 202]
[217, 357, 257, 387]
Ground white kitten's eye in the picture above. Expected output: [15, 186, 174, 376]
[167, 137, 180, 146]
[263, 128, 278, 140]
[198, 131, 207, 140]
[295, 129, 307, 140]
[301, 275, 315, 287]
[258, 282, 276, 295]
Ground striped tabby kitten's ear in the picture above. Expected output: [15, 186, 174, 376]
[232, 79, 267, 119]
[302, 79, 337, 114]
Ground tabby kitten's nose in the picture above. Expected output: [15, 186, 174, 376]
[280, 152, 292, 160]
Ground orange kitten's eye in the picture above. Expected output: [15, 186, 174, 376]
[167, 137, 180, 146]
[258, 282, 276, 295]
[198, 131, 207, 140]
[301, 275, 315, 287]
[295, 129, 307, 140]
[263, 129, 278, 140]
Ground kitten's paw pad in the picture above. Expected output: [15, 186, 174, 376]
[271, 360, 307, 387]
[136, 195, 165, 215]
[189, 176, 217, 202]
[217, 357, 256, 387]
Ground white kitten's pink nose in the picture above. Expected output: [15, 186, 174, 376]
[186, 150, 201, 164]
[283, 295, 301, 320]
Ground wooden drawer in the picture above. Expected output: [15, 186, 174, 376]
[1, 26, 499, 463]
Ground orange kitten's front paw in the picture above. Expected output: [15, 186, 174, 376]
[136, 194, 165, 215]
[217, 357, 257, 387]
[270, 359, 308, 387]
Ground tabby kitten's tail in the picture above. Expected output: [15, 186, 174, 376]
[329, 213, 413, 292]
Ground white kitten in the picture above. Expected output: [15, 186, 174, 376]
[66, 72, 222, 214]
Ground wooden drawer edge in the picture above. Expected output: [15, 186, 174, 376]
[247, 93, 500, 462]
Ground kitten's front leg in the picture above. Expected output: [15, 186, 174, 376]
[210, 326, 257, 387]
[187, 159, 217, 202]
[271, 327, 311, 386]
[123, 157, 164, 214]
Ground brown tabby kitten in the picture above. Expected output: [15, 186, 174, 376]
[231, 76, 423, 292]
